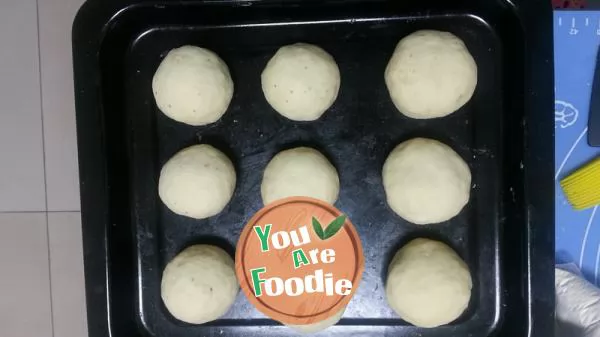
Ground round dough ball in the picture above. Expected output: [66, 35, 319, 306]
[261, 147, 339, 205]
[385, 238, 472, 327]
[285, 307, 345, 334]
[384, 30, 477, 119]
[161, 245, 238, 324]
[382, 138, 471, 224]
[261, 43, 340, 121]
[159, 144, 236, 219]
[152, 45, 234, 126]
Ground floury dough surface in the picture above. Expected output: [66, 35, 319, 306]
[159, 144, 236, 219]
[161, 245, 239, 324]
[261, 147, 339, 205]
[382, 138, 471, 224]
[384, 30, 477, 119]
[261, 43, 340, 121]
[385, 238, 472, 328]
[152, 45, 234, 125]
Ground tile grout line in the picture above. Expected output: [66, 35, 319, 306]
[0, 210, 80, 214]
[34, 0, 55, 336]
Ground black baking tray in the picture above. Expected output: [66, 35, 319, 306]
[72, 0, 554, 336]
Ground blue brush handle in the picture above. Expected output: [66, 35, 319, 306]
[589, 45, 600, 146]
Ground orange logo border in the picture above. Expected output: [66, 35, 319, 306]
[235, 196, 364, 325]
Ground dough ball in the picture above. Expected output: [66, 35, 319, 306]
[382, 138, 471, 224]
[152, 45, 234, 125]
[161, 245, 238, 324]
[261, 43, 340, 121]
[385, 238, 472, 327]
[159, 144, 236, 219]
[261, 147, 339, 205]
[285, 307, 345, 334]
[384, 30, 477, 119]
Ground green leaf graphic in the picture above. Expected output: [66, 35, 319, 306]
[312, 217, 325, 240]
[323, 215, 347, 240]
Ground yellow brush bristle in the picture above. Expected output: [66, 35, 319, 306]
[561, 157, 600, 210]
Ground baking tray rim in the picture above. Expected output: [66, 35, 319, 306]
[71, 0, 555, 336]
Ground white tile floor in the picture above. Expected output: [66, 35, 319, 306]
[0, 0, 87, 336]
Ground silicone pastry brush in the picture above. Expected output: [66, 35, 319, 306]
[561, 158, 600, 210]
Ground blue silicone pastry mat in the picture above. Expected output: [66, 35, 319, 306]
[555, 11, 600, 285]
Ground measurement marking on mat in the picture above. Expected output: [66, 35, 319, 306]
[586, 17, 590, 26]
[570, 17, 579, 35]
[559, 17, 562, 26]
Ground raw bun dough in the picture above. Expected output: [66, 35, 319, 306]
[159, 144, 236, 219]
[261, 147, 339, 205]
[261, 43, 340, 121]
[152, 45, 234, 125]
[161, 245, 238, 324]
[382, 138, 471, 224]
[285, 307, 345, 334]
[385, 238, 472, 327]
[384, 30, 477, 119]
